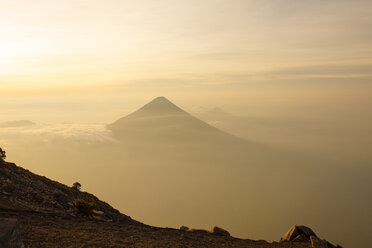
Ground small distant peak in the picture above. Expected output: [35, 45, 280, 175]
[145, 96, 177, 108]
[155, 96, 167, 100]
[150, 96, 171, 103]
[129, 96, 188, 116]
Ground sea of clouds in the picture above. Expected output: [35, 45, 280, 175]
[0, 122, 116, 145]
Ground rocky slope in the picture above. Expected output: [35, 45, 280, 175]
[0, 160, 340, 248]
[0, 161, 133, 223]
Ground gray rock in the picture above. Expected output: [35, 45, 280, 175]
[0, 218, 24, 248]
[311, 235, 328, 248]
[280, 225, 317, 242]
[326, 240, 343, 248]
[210, 226, 230, 236]
[187, 228, 208, 233]
[93, 210, 104, 215]
[293, 234, 307, 242]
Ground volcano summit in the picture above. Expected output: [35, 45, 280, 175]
[107, 97, 236, 143]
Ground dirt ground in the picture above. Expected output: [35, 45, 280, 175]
[0, 208, 311, 248]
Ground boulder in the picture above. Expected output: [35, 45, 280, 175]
[281, 225, 317, 242]
[311, 235, 328, 248]
[0, 218, 24, 248]
[180, 226, 189, 231]
[92, 210, 104, 215]
[187, 228, 208, 233]
[210, 226, 230, 236]
[292, 234, 307, 242]
[325, 240, 343, 248]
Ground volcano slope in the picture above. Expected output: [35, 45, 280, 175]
[0, 160, 314, 248]
[107, 96, 240, 144]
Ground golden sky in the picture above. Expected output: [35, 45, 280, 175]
[1, 4, 372, 247]
[1, 0, 372, 94]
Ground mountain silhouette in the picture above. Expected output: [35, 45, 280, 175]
[107, 97, 237, 142]
[126, 96, 188, 117]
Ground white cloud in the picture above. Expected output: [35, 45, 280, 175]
[0, 122, 116, 143]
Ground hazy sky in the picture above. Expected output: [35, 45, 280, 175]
[1, 3, 372, 247]
[1, 0, 371, 95]
[1, 0, 371, 154]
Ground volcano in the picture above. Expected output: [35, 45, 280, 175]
[107, 97, 237, 143]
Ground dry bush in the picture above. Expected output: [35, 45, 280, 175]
[70, 196, 96, 216]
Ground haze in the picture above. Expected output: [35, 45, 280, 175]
[1, 1, 372, 248]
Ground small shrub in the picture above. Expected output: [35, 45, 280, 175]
[69, 196, 96, 216]
[0, 147, 6, 162]
[72, 182, 81, 191]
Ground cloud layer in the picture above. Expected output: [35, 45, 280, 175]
[0, 122, 115, 144]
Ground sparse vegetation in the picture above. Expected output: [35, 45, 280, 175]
[72, 182, 81, 191]
[69, 196, 96, 216]
[0, 147, 6, 162]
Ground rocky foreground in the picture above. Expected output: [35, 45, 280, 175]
[0, 161, 341, 248]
